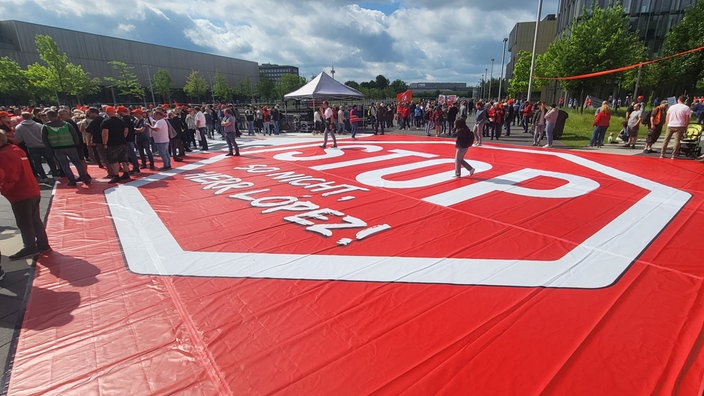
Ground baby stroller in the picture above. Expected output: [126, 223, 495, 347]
[679, 123, 702, 158]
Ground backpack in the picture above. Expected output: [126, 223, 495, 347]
[641, 109, 652, 128]
[167, 119, 178, 139]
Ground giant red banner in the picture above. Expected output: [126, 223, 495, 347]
[9, 135, 704, 395]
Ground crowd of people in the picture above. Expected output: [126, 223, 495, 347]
[0, 102, 253, 272]
[587, 95, 704, 162]
[0, 103, 246, 185]
[1, 93, 703, 275]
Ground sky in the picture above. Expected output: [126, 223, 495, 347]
[1, 0, 559, 86]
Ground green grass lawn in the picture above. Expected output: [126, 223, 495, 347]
[558, 108, 629, 147]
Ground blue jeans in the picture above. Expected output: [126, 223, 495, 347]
[127, 141, 139, 170]
[155, 142, 171, 168]
[247, 120, 255, 135]
[545, 121, 555, 146]
[53, 147, 90, 183]
[590, 126, 608, 146]
[272, 120, 280, 134]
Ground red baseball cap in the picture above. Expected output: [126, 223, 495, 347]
[105, 106, 116, 113]
[116, 105, 129, 113]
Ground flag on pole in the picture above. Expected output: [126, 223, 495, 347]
[397, 90, 413, 103]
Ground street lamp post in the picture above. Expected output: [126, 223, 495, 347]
[484, 69, 488, 99]
[498, 38, 508, 101]
[489, 58, 495, 101]
[527, 0, 543, 102]
[144, 65, 155, 105]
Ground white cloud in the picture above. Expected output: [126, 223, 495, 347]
[2, 0, 559, 84]
[116, 23, 135, 33]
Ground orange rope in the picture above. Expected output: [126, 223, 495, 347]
[534, 44, 704, 81]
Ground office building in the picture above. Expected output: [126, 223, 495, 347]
[556, 0, 696, 56]
[259, 63, 299, 83]
[506, 14, 557, 80]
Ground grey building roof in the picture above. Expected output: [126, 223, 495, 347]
[0, 20, 259, 88]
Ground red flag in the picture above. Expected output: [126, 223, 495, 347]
[396, 90, 413, 103]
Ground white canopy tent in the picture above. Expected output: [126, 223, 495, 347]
[284, 72, 364, 100]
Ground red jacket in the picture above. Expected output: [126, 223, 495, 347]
[0, 143, 40, 203]
[593, 111, 611, 127]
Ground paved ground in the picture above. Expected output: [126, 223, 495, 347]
[0, 124, 682, 393]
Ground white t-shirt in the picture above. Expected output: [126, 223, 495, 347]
[324, 107, 333, 120]
[195, 111, 206, 128]
[151, 118, 170, 143]
[667, 103, 691, 127]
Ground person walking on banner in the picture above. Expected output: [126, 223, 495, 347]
[221, 108, 240, 156]
[453, 118, 476, 178]
[320, 101, 338, 149]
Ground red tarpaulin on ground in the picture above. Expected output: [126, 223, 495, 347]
[8, 135, 704, 395]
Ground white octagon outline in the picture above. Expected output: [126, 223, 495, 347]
[106, 140, 691, 289]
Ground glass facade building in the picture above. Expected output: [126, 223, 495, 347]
[259, 63, 299, 83]
[557, 0, 696, 56]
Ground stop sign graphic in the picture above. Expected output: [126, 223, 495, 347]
[106, 138, 689, 289]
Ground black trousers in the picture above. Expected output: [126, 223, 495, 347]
[11, 196, 48, 251]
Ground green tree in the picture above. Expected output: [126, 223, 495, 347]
[256, 75, 275, 101]
[234, 77, 254, 102]
[360, 80, 376, 89]
[384, 80, 408, 98]
[183, 70, 208, 102]
[275, 73, 306, 99]
[508, 50, 544, 98]
[658, 0, 704, 94]
[24, 63, 58, 103]
[375, 75, 390, 89]
[345, 80, 360, 90]
[34, 35, 70, 96]
[153, 68, 172, 103]
[539, 5, 647, 102]
[33, 34, 99, 104]
[0, 57, 29, 100]
[212, 72, 231, 101]
[66, 63, 101, 103]
[104, 61, 144, 102]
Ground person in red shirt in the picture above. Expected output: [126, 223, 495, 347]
[521, 101, 533, 134]
[0, 111, 15, 144]
[589, 101, 612, 147]
[0, 131, 50, 260]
